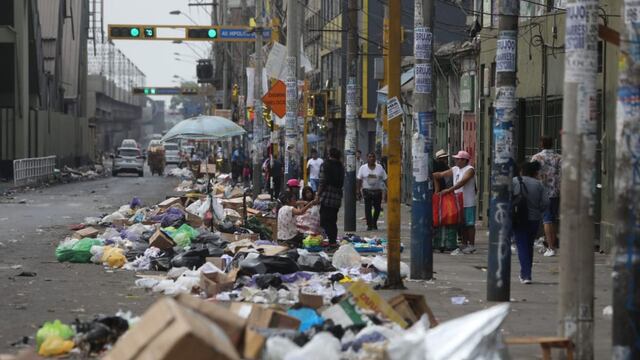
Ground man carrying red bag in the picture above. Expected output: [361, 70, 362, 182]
[434, 150, 477, 255]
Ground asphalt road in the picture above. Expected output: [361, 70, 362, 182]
[0, 165, 178, 353]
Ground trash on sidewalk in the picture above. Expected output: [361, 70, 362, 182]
[450, 296, 469, 305]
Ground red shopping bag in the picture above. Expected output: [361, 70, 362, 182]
[432, 192, 464, 227]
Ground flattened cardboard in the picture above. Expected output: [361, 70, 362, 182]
[206, 257, 226, 270]
[388, 293, 439, 327]
[104, 298, 240, 360]
[149, 229, 176, 250]
[200, 271, 234, 298]
[174, 294, 246, 348]
[158, 197, 182, 208]
[185, 211, 203, 228]
[347, 280, 408, 328]
[299, 292, 324, 309]
[73, 227, 100, 239]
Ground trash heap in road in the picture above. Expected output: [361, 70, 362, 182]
[38, 173, 513, 359]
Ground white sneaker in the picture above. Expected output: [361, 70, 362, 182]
[462, 245, 476, 254]
[519, 276, 532, 284]
[543, 248, 556, 257]
[511, 244, 517, 254]
[450, 248, 464, 256]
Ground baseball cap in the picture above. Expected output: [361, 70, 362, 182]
[452, 150, 471, 160]
[435, 149, 449, 159]
[287, 179, 301, 187]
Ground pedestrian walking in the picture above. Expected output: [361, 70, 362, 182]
[512, 161, 549, 284]
[306, 149, 324, 192]
[357, 152, 387, 231]
[316, 148, 344, 246]
[277, 191, 318, 248]
[433, 150, 477, 254]
[531, 136, 561, 257]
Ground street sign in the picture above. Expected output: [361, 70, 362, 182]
[262, 80, 286, 118]
[108, 24, 272, 42]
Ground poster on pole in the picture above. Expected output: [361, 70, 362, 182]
[414, 63, 432, 94]
[414, 27, 432, 60]
[386, 97, 403, 119]
[496, 31, 517, 72]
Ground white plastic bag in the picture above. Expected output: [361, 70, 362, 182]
[331, 244, 362, 269]
[284, 332, 341, 360]
[101, 211, 125, 224]
[264, 337, 300, 360]
[371, 255, 409, 277]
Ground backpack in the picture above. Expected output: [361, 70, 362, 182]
[512, 176, 529, 228]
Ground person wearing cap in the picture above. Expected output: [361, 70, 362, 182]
[433, 149, 451, 192]
[287, 178, 301, 200]
[434, 150, 477, 255]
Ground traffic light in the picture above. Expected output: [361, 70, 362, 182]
[196, 59, 213, 83]
[186, 26, 219, 40]
[132, 87, 157, 95]
[313, 93, 327, 117]
[109, 25, 156, 40]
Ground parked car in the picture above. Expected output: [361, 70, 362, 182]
[112, 147, 144, 177]
[121, 139, 139, 149]
[164, 142, 180, 165]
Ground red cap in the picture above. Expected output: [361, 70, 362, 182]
[452, 150, 471, 160]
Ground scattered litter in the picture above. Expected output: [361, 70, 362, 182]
[602, 305, 613, 319]
[450, 296, 468, 305]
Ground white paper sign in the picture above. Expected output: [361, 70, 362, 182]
[414, 27, 432, 60]
[415, 63, 432, 94]
[387, 97, 404, 119]
[496, 33, 516, 72]
[265, 42, 287, 80]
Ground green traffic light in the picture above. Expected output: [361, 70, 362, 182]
[150, 88, 156, 95]
[207, 29, 217, 38]
[144, 88, 150, 95]
[130, 27, 140, 37]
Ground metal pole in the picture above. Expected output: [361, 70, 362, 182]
[221, 0, 230, 109]
[558, 1, 598, 357]
[410, 0, 434, 280]
[612, 0, 640, 354]
[285, 0, 300, 183]
[486, 0, 518, 302]
[386, 0, 402, 287]
[343, 0, 358, 232]
[252, 0, 264, 195]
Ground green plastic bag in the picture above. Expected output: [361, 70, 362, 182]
[165, 224, 199, 248]
[55, 238, 103, 263]
[36, 320, 75, 351]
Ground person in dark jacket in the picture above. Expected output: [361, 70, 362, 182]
[513, 160, 549, 284]
[316, 148, 345, 245]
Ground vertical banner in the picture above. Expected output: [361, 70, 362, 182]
[345, 79, 358, 172]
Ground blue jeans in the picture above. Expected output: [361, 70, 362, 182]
[514, 220, 541, 280]
[310, 178, 320, 192]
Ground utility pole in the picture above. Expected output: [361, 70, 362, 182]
[284, 0, 300, 183]
[613, 0, 640, 355]
[486, 0, 518, 302]
[381, 6, 389, 163]
[386, 0, 402, 287]
[558, 0, 598, 357]
[343, 0, 358, 232]
[221, 0, 230, 110]
[252, 0, 264, 195]
[410, 0, 434, 280]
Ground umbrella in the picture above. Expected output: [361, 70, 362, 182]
[161, 115, 246, 142]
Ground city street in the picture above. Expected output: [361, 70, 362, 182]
[0, 171, 613, 358]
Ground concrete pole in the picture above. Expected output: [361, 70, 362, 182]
[486, 0, 518, 302]
[410, 0, 435, 280]
[386, 0, 402, 287]
[612, 0, 640, 355]
[381, 6, 389, 161]
[558, 1, 598, 358]
[284, 0, 300, 183]
[343, 0, 358, 232]
[252, 0, 264, 195]
[14, 0, 29, 158]
[222, 0, 230, 110]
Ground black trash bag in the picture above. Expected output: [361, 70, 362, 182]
[149, 249, 174, 271]
[75, 316, 129, 354]
[171, 247, 209, 269]
[207, 245, 225, 257]
[125, 240, 150, 261]
[254, 274, 284, 289]
[139, 230, 154, 243]
[239, 255, 299, 275]
[298, 254, 335, 272]
[283, 249, 300, 262]
[194, 230, 222, 243]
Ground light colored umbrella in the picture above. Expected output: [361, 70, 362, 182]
[161, 115, 246, 142]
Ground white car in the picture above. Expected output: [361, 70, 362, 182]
[164, 142, 180, 165]
[121, 139, 139, 149]
[112, 147, 144, 177]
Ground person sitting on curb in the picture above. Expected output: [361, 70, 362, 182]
[277, 191, 318, 248]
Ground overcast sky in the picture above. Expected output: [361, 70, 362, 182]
[104, 0, 214, 99]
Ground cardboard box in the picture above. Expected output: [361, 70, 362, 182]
[388, 293, 438, 327]
[200, 271, 235, 298]
[220, 232, 260, 244]
[206, 257, 226, 271]
[185, 211, 203, 228]
[174, 294, 246, 349]
[158, 197, 182, 209]
[299, 292, 324, 309]
[229, 303, 301, 360]
[200, 163, 216, 174]
[347, 281, 408, 328]
[104, 298, 240, 360]
[73, 227, 100, 239]
[149, 229, 176, 250]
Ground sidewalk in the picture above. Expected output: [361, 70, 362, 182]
[336, 201, 612, 359]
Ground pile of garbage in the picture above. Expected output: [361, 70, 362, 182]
[39, 175, 513, 358]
